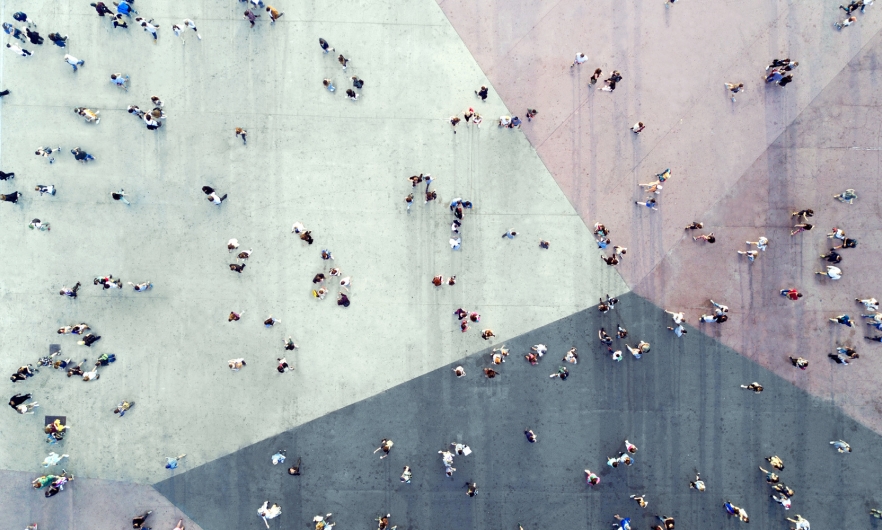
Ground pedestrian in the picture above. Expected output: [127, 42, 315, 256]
[690, 473, 706, 491]
[635, 198, 658, 210]
[832, 237, 858, 250]
[338, 54, 349, 70]
[113, 13, 128, 28]
[786, 515, 810, 530]
[35, 184, 56, 196]
[0, 191, 19, 205]
[585, 469, 600, 485]
[137, 18, 159, 41]
[539, 239, 550, 249]
[483, 367, 498, 378]
[228, 358, 246, 371]
[630, 121, 645, 134]
[319, 38, 334, 53]
[835, 15, 857, 29]
[266, 6, 284, 23]
[771, 494, 792, 509]
[571, 52, 588, 67]
[202, 185, 228, 205]
[656, 515, 675, 529]
[182, 18, 202, 39]
[7, 43, 32, 57]
[667, 323, 687, 337]
[630, 495, 648, 508]
[257, 501, 282, 527]
[857, 297, 879, 310]
[111, 189, 131, 205]
[25, 28, 44, 45]
[110, 73, 129, 91]
[524, 429, 537, 443]
[831, 314, 854, 327]
[373, 438, 394, 459]
[264, 316, 280, 327]
[815, 265, 842, 279]
[612, 514, 631, 530]
[465, 482, 478, 497]
[694, 233, 716, 243]
[70, 147, 95, 163]
[0, 170, 13, 180]
[113, 400, 134, 417]
[792, 208, 814, 221]
[626, 341, 650, 359]
[59, 282, 81, 298]
[346, 88, 359, 101]
[834, 188, 857, 203]
[127, 281, 152, 292]
[589, 68, 602, 84]
[42, 451, 69, 467]
[502, 228, 518, 239]
[740, 382, 763, 393]
[840, 0, 863, 13]
[601, 254, 619, 266]
[244, 9, 259, 27]
[766, 455, 785, 470]
[481, 329, 496, 340]
[90, 2, 114, 16]
[12, 12, 36, 28]
[526, 108, 538, 121]
[737, 250, 758, 262]
[820, 249, 842, 263]
[235, 127, 247, 144]
[725, 82, 744, 102]
[790, 223, 813, 236]
[132, 511, 153, 528]
[351, 76, 365, 89]
[28, 219, 51, 232]
[780, 289, 803, 300]
[450, 115, 460, 133]
[746, 236, 769, 250]
[638, 181, 663, 194]
[685, 221, 703, 230]
[830, 439, 852, 452]
[828, 226, 846, 240]
[475, 85, 489, 101]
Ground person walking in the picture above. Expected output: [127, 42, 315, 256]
[112, 189, 130, 205]
[635, 198, 658, 210]
[725, 82, 744, 102]
[816, 265, 842, 279]
[338, 54, 349, 70]
[475, 85, 489, 101]
[183, 18, 202, 39]
[630, 122, 645, 133]
[830, 314, 855, 327]
[571, 53, 588, 68]
[746, 236, 769, 250]
[235, 127, 247, 144]
[63, 54, 84, 71]
[244, 9, 260, 27]
[319, 38, 334, 53]
[780, 289, 803, 300]
[265, 6, 284, 23]
[6, 42, 33, 57]
[694, 233, 715, 243]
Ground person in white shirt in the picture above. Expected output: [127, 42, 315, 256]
[571, 52, 587, 68]
[7, 43, 32, 56]
[63, 54, 84, 71]
[816, 265, 842, 280]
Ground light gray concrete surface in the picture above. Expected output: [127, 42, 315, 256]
[0, 470, 203, 530]
[0, 0, 627, 486]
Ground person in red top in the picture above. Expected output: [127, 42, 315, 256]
[780, 289, 803, 300]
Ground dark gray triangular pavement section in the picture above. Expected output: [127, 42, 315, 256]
[155, 292, 882, 530]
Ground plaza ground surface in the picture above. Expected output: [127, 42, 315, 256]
[1, 0, 881, 529]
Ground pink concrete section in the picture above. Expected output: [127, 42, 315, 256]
[436, 0, 882, 288]
[0, 470, 202, 530]
[631, 50, 882, 431]
[437, 0, 882, 431]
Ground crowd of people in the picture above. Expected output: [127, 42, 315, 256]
[4, 1, 881, 529]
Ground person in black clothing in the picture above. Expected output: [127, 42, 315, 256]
[475, 85, 488, 101]
[25, 28, 43, 45]
[1, 191, 20, 203]
[351, 76, 364, 89]
[0, 170, 14, 180]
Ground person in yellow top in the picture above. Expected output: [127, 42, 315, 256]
[265, 6, 284, 23]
